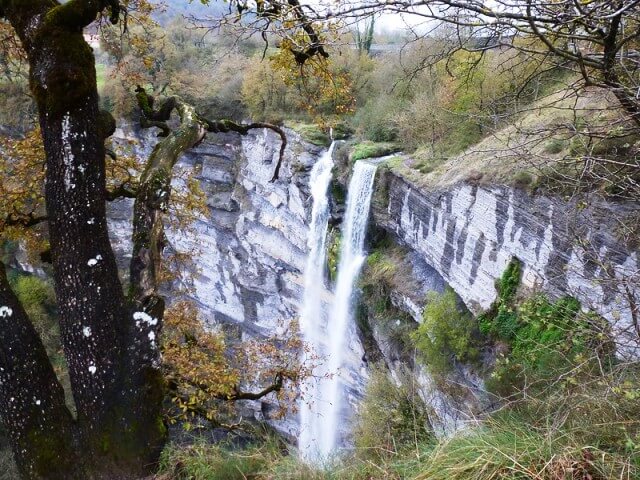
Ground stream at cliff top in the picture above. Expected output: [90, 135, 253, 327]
[299, 149, 378, 463]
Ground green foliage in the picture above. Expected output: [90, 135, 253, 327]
[511, 171, 533, 188]
[411, 288, 480, 376]
[497, 258, 521, 306]
[353, 365, 432, 462]
[485, 295, 605, 396]
[479, 258, 521, 337]
[351, 141, 399, 161]
[363, 250, 398, 315]
[351, 96, 401, 142]
[479, 259, 614, 398]
[330, 180, 346, 205]
[326, 230, 341, 283]
[159, 438, 277, 480]
[543, 138, 566, 154]
[99, 18, 254, 121]
[359, 242, 419, 355]
[95, 62, 107, 91]
[330, 121, 353, 140]
[409, 148, 447, 175]
[353, 19, 375, 56]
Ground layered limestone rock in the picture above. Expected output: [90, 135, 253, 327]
[107, 125, 367, 440]
[373, 170, 640, 358]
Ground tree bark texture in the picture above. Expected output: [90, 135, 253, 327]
[1, 2, 165, 478]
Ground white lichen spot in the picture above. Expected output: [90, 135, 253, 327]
[0, 306, 13, 318]
[148, 331, 156, 341]
[82, 326, 92, 337]
[87, 254, 103, 267]
[88, 364, 97, 375]
[61, 113, 76, 191]
[87, 218, 95, 225]
[35, 400, 41, 406]
[133, 311, 158, 327]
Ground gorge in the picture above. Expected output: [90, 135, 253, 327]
[99, 123, 640, 452]
[3, 0, 640, 475]
[3, 112, 639, 477]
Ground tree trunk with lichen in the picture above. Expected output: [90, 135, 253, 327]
[0, 2, 165, 478]
[0, 2, 290, 478]
[130, 98, 206, 306]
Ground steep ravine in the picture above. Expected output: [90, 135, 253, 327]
[107, 127, 639, 441]
[106, 126, 367, 441]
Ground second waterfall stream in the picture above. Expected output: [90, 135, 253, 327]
[299, 141, 378, 464]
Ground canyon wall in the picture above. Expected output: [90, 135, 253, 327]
[106, 127, 639, 439]
[373, 171, 640, 358]
[107, 126, 366, 441]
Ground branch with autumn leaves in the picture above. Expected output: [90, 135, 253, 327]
[161, 302, 304, 430]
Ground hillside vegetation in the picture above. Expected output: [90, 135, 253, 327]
[1, 5, 639, 479]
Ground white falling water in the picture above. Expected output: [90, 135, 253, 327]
[299, 158, 378, 463]
[299, 142, 335, 462]
[323, 161, 378, 456]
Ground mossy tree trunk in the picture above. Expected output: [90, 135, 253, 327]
[0, 2, 165, 478]
[129, 88, 288, 309]
[0, 2, 290, 478]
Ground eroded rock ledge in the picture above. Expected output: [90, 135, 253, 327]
[373, 169, 640, 357]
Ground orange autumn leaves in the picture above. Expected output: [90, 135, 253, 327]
[162, 301, 310, 428]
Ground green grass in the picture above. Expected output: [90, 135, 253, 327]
[415, 412, 638, 480]
[286, 122, 331, 146]
[351, 141, 400, 161]
[159, 438, 278, 480]
[382, 155, 405, 168]
[157, 406, 639, 480]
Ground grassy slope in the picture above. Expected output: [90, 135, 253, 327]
[388, 87, 634, 191]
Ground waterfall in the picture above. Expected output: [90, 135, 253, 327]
[323, 161, 378, 456]
[299, 156, 378, 463]
[299, 142, 335, 462]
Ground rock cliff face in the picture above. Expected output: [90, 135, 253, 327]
[105, 127, 638, 441]
[107, 125, 366, 440]
[374, 171, 640, 358]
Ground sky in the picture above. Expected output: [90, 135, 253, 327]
[161, 0, 428, 34]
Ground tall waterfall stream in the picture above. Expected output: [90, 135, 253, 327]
[299, 147, 378, 463]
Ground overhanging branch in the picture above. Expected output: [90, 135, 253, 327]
[135, 87, 287, 181]
[167, 371, 285, 402]
[203, 119, 288, 182]
[105, 183, 138, 201]
[224, 372, 284, 401]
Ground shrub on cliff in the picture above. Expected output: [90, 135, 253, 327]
[353, 365, 433, 462]
[411, 288, 481, 377]
[480, 259, 615, 398]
